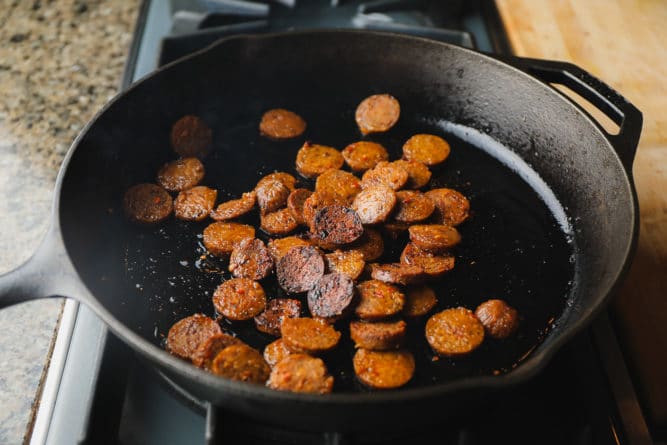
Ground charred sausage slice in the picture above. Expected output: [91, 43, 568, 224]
[210, 344, 271, 384]
[350, 320, 407, 351]
[276, 245, 325, 293]
[157, 157, 205, 192]
[124, 183, 173, 224]
[355, 94, 400, 135]
[170, 115, 212, 159]
[260, 208, 299, 236]
[361, 161, 409, 191]
[254, 298, 302, 337]
[213, 278, 267, 321]
[315, 169, 362, 202]
[391, 160, 432, 189]
[287, 188, 313, 225]
[353, 348, 414, 389]
[259, 108, 306, 140]
[408, 224, 461, 254]
[325, 249, 365, 281]
[263, 338, 295, 368]
[369, 263, 426, 285]
[403, 285, 438, 318]
[474, 299, 519, 339]
[426, 307, 485, 357]
[229, 238, 274, 280]
[174, 186, 217, 221]
[203, 222, 255, 256]
[268, 354, 334, 394]
[167, 314, 222, 361]
[267, 236, 312, 262]
[342, 141, 389, 172]
[313, 205, 364, 245]
[355, 280, 405, 320]
[281, 318, 341, 354]
[402, 134, 450, 166]
[425, 188, 470, 226]
[295, 142, 344, 179]
[400, 242, 455, 278]
[302, 191, 346, 231]
[392, 190, 435, 223]
[307, 273, 355, 320]
[192, 333, 243, 369]
[352, 185, 397, 225]
[211, 191, 256, 221]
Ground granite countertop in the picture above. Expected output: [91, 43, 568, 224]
[0, 1, 139, 443]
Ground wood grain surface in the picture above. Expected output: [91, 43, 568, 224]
[496, 0, 667, 428]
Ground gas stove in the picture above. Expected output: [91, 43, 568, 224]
[29, 1, 653, 444]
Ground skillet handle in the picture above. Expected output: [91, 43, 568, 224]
[0, 223, 87, 309]
[496, 55, 642, 174]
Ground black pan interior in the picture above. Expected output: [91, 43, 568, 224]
[57, 32, 632, 397]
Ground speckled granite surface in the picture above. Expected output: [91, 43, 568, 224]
[0, 1, 138, 443]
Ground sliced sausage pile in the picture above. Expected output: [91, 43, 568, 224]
[127, 97, 521, 394]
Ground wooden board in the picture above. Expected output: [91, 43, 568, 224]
[496, 0, 667, 427]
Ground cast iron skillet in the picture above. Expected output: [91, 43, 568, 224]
[0, 31, 641, 431]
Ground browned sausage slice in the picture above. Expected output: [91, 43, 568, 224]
[392, 190, 435, 223]
[268, 354, 334, 394]
[349, 228, 384, 261]
[212, 278, 267, 321]
[259, 109, 306, 139]
[157, 157, 205, 192]
[353, 348, 414, 389]
[211, 191, 256, 221]
[408, 224, 461, 254]
[313, 205, 364, 245]
[474, 299, 519, 339]
[315, 169, 362, 202]
[203, 222, 255, 256]
[382, 222, 411, 240]
[403, 285, 438, 318]
[391, 160, 432, 189]
[192, 333, 243, 369]
[355, 94, 400, 135]
[229, 238, 274, 280]
[295, 142, 344, 179]
[342, 141, 389, 172]
[123, 183, 173, 224]
[257, 172, 297, 191]
[276, 245, 325, 293]
[307, 273, 355, 320]
[263, 338, 295, 368]
[170, 115, 212, 159]
[287, 188, 313, 225]
[254, 298, 302, 337]
[350, 320, 407, 351]
[425, 307, 485, 357]
[325, 249, 365, 281]
[166, 314, 222, 361]
[281, 318, 341, 354]
[400, 242, 455, 278]
[402, 134, 450, 166]
[355, 280, 405, 320]
[425, 188, 470, 226]
[260, 208, 299, 236]
[369, 263, 426, 285]
[174, 186, 217, 221]
[302, 191, 346, 231]
[267, 236, 312, 262]
[210, 344, 271, 384]
[255, 179, 291, 215]
[352, 185, 397, 225]
[361, 161, 409, 191]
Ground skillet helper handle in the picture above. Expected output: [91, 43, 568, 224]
[0, 223, 84, 309]
[498, 56, 643, 173]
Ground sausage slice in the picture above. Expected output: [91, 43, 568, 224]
[203, 222, 255, 256]
[392, 190, 435, 223]
[302, 191, 346, 231]
[260, 208, 299, 236]
[350, 320, 407, 350]
[325, 249, 365, 281]
[315, 169, 362, 202]
[355, 280, 405, 320]
[403, 285, 438, 318]
[268, 354, 334, 394]
[425, 188, 470, 226]
[425, 307, 485, 357]
[408, 224, 461, 254]
[229, 238, 274, 280]
[400, 242, 455, 278]
[170, 115, 212, 159]
[267, 236, 312, 262]
[391, 160, 432, 189]
[361, 161, 409, 191]
[167, 314, 222, 361]
[276, 245, 325, 293]
[295, 142, 344, 179]
[192, 333, 243, 369]
[342, 141, 389, 172]
[259, 108, 306, 139]
[281, 318, 341, 354]
[255, 179, 291, 215]
[313, 205, 364, 245]
[350, 228, 384, 261]
[353, 348, 414, 389]
[210, 344, 271, 384]
[174, 186, 217, 221]
[263, 338, 295, 368]
[402, 134, 450, 166]
[254, 298, 302, 337]
[352, 185, 397, 225]
[369, 263, 426, 285]
[355, 94, 400, 135]
[124, 183, 173, 224]
[256, 172, 297, 191]
[307, 273, 355, 320]
[211, 191, 256, 221]
[213, 278, 267, 321]
[475, 299, 519, 339]
[157, 157, 205, 192]
[287, 188, 313, 225]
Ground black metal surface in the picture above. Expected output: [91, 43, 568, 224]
[0, 31, 641, 431]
